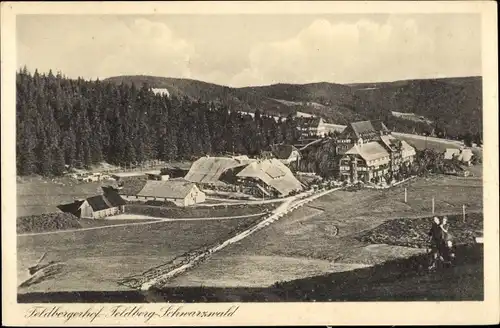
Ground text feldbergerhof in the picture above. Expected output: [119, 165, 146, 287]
[25, 305, 240, 323]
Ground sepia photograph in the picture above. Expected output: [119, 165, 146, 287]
[2, 1, 499, 326]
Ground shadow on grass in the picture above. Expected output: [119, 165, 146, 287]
[18, 244, 483, 303]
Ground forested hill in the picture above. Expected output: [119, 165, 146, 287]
[105, 75, 482, 138]
[16, 69, 302, 177]
[351, 77, 483, 138]
[16, 68, 482, 177]
[104, 76, 363, 124]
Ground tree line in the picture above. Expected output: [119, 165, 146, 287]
[16, 68, 302, 177]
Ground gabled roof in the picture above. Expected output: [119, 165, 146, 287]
[380, 134, 398, 150]
[86, 195, 111, 211]
[371, 120, 390, 133]
[236, 159, 303, 196]
[57, 200, 85, 215]
[345, 141, 390, 164]
[400, 140, 416, 156]
[322, 123, 347, 134]
[118, 179, 148, 196]
[184, 156, 255, 184]
[296, 117, 323, 128]
[58, 191, 125, 215]
[342, 120, 389, 139]
[101, 187, 127, 207]
[271, 144, 300, 159]
[137, 180, 198, 199]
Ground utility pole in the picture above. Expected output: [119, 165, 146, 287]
[404, 187, 407, 203]
[432, 197, 435, 215]
[463, 204, 466, 222]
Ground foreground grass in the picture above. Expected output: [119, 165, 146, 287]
[124, 203, 276, 218]
[17, 214, 161, 234]
[166, 171, 483, 287]
[17, 216, 262, 293]
[18, 243, 483, 302]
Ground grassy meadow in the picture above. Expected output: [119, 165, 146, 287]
[17, 216, 262, 293]
[165, 167, 483, 288]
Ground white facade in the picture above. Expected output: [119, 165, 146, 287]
[135, 184, 206, 207]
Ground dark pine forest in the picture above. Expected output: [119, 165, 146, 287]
[16, 68, 301, 176]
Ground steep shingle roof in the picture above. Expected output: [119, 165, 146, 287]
[57, 200, 85, 215]
[296, 117, 322, 128]
[86, 195, 111, 211]
[118, 179, 148, 196]
[101, 187, 127, 207]
[137, 180, 198, 199]
[345, 142, 390, 164]
[184, 156, 254, 184]
[271, 144, 300, 160]
[343, 120, 390, 139]
[236, 159, 303, 196]
[352, 120, 388, 137]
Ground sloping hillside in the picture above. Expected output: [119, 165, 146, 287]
[351, 77, 482, 136]
[104, 75, 255, 112]
[103, 76, 362, 123]
[240, 82, 361, 123]
[104, 75, 482, 136]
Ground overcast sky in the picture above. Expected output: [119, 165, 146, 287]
[17, 14, 481, 87]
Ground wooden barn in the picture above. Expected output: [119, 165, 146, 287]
[135, 179, 206, 207]
[57, 188, 126, 219]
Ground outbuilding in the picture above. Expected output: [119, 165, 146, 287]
[57, 189, 126, 219]
[135, 179, 206, 207]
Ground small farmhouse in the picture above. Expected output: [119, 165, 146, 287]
[135, 179, 206, 207]
[57, 190, 126, 219]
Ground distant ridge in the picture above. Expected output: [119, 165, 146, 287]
[103, 75, 482, 136]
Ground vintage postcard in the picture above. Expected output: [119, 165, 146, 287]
[2, 1, 499, 326]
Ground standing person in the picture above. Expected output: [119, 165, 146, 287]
[440, 216, 452, 243]
[428, 217, 443, 270]
[438, 217, 455, 267]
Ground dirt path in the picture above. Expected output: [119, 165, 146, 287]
[137, 187, 344, 290]
[202, 197, 289, 206]
[17, 212, 268, 238]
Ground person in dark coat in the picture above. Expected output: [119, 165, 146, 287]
[429, 217, 443, 249]
[428, 217, 444, 270]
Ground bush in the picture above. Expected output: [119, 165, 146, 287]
[357, 213, 483, 248]
[17, 213, 81, 234]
